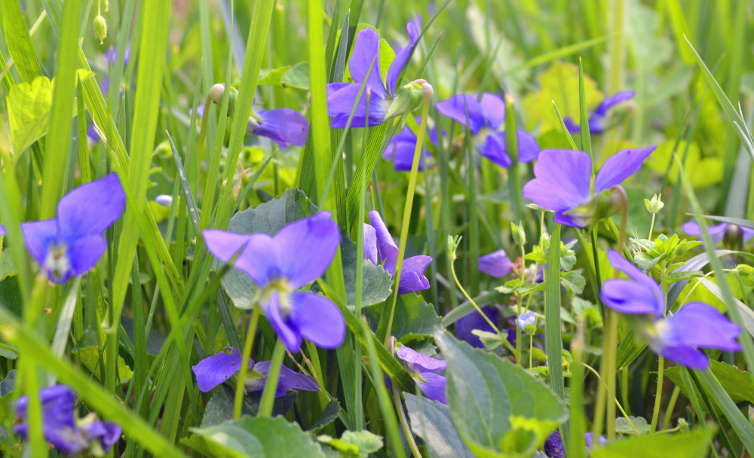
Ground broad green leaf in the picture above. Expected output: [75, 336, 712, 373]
[435, 331, 566, 456]
[615, 416, 650, 435]
[6, 76, 53, 156]
[389, 294, 442, 340]
[404, 393, 474, 458]
[522, 61, 603, 132]
[667, 361, 754, 405]
[591, 427, 715, 458]
[646, 140, 722, 188]
[282, 62, 311, 90]
[184, 416, 325, 458]
[341, 236, 393, 308]
[318, 430, 383, 457]
[200, 386, 296, 428]
[258, 65, 291, 86]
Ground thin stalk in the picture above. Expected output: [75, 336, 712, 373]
[662, 386, 681, 430]
[258, 339, 286, 417]
[392, 388, 422, 458]
[383, 84, 433, 345]
[650, 357, 664, 432]
[233, 305, 261, 419]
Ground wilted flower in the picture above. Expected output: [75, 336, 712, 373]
[192, 347, 319, 396]
[203, 211, 346, 353]
[563, 91, 634, 134]
[601, 249, 741, 369]
[522, 147, 655, 227]
[435, 93, 540, 168]
[478, 249, 514, 278]
[455, 305, 500, 348]
[395, 345, 446, 404]
[363, 211, 431, 294]
[326, 17, 421, 127]
[21, 173, 126, 283]
[15, 385, 121, 455]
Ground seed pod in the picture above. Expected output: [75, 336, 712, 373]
[94, 15, 107, 44]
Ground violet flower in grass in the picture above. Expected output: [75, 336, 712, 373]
[683, 221, 754, 246]
[478, 249, 513, 278]
[21, 173, 126, 284]
[435, 93, 540, 168]
[192, 347, 318, 396]
[601, 249, 741, 369]
[456, 305, 500, 348]
[246, 108, 309, 148]
[203, 211, 345, 353]
[563, 91, 635, 134]
[395, 345, 447, 404]
[516, 311, 536, 333]
[383, 121, 438, 171]
[326, 17, 421, 128]
[544, 431, 606, 458]
[522, 146, 656, 227]
[363, 210, 432, 294]
[15, 385, 121, 455]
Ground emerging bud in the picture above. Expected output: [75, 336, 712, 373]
[207, 83, 238, 115]
[644, 193, 664, 215]
[94, 15, 107, 44]
[384, 79, 433, 121]
[564, 185, 627, 227]
[723, 224, 744, 251]
[510, 221, 526, 246]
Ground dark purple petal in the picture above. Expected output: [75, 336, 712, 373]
[254, 361, 319, 396]
[386, 16, 422, 95]
[368, 211, 399, 273]
[348, 28, 386, 98]
[203, 230, 279, 286]
[363, 223, 378, 265]
[265, 292, 304, 352]
[82, 421, 122, 452]
[682, 221, 728, 242]
[417, 372, 447, 404]
[435, 94, 485, 134]
[522, 149, 591, 213]
[15, 385, 85, 454]
[554, 211, 589, 228]
[273, 211, 340, 288]
[478, 133, 511, 168]
[327, 83, 388, 127]
[384, 127, 430, 171]
[516, 130, 541, 163]
[562, 116, 580, 133]
[253, 109, 309, 148]
[191, 348, 247, 392]
[56, 173, 126, 241]
[658, 345, 709, 370]
[68, 234, 107, 277]
[478, 249, 513, 278]
[396, 345, 446, 373]
[544, 431, 564, 458]
[592, 91, 635, 118]
[397, 255, 431, 294]
[593, 146, 655, 193]
[479, 93, 505, 130]
[601, 250, 664, 317]
[662, 302, 741, 352]
[20, 219, 57, 268]
[456, 305, 499, 348]
[289, 291, 345, 349]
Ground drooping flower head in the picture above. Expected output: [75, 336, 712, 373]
[21, 174, 126, 283]
[455, 305, 500, 348]
[601, 249, 741, 369]
[363, 210, 431, 294]
[15, 385, 121, 455]
[683, 221, 754, 247]
[326, 17, 422, 127]
[203, 211, 346, 353]
[522, 147, 655, 227]
[395, 345, 447, 404]
[563, 91, 634, 134]
[478, 249, 514, 278]
[192, 347, 319, 396]
[435, 93, 540, 168]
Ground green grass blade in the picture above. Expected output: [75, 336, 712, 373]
[0, 0, 43, 82]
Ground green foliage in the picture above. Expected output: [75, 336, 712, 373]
[591, 427, 715, 458]
[5, 76, 53, 157]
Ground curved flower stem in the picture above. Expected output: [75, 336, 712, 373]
[650, 357, 665, 432]
[661, 386, 681, 430]
[582, 362, 637, 433]
[392, 388, 423, 458]
[233, 305, 261, 419]
[258, 339, 286, 417]
[383, 82, 433, 346]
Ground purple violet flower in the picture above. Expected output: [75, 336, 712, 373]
[326, 17, 421, 128]
[682, 221, 754, 244]
[478, 249, 514, 278]
[435, 93, 540, 168]
[455, 305, 499, 348]
[601, 249, 741, 369]
[395, 345, 447, 404]
[522, 147, 655, 227]
[516, 311, 536, 332]
[203, 211, 346, 353]
[363, 210, 432, 294]
[15, 385, 121, 455]
[247, 109, 309, 148]
[544, 431, 606, 457]
[20, 174, 126, 284]
[383, 121, 438, 171]
[191, 347, 319, 396]
[563, 91, 635, 134]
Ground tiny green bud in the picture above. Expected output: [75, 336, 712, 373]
[510, 221, 526, 246]
[384, 79, 432, 120]
[93, 15, 107, 44]
[207, 83, 238, 115]
[643, 193, 664, 215]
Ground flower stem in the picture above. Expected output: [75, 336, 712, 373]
[258, 339, 286, 417]
[383, 82, 433, 346]
[233, 305, 261, 418]
[392, 388, 423, 458]
[650, 356, 664, 432]
[662, 386, 681, 430]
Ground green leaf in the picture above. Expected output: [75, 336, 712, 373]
[435, 331, 566, 456]
[341, 234, 392, 308]
[404, 393, 474, 458]
[646, 141, 722, 188]
[615, 416, 650, 435]
[389, 294, 442, 340]
[184, 416, 325, 458]
[281, 62, 311, 90]
[6, 76, 54, 156]
[199, 386, 296, 428]
[258, 65, 292, 86]
[74, 346, 133, 383]
[318, 430, 383, 457]
[591, 427, 715, 458]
